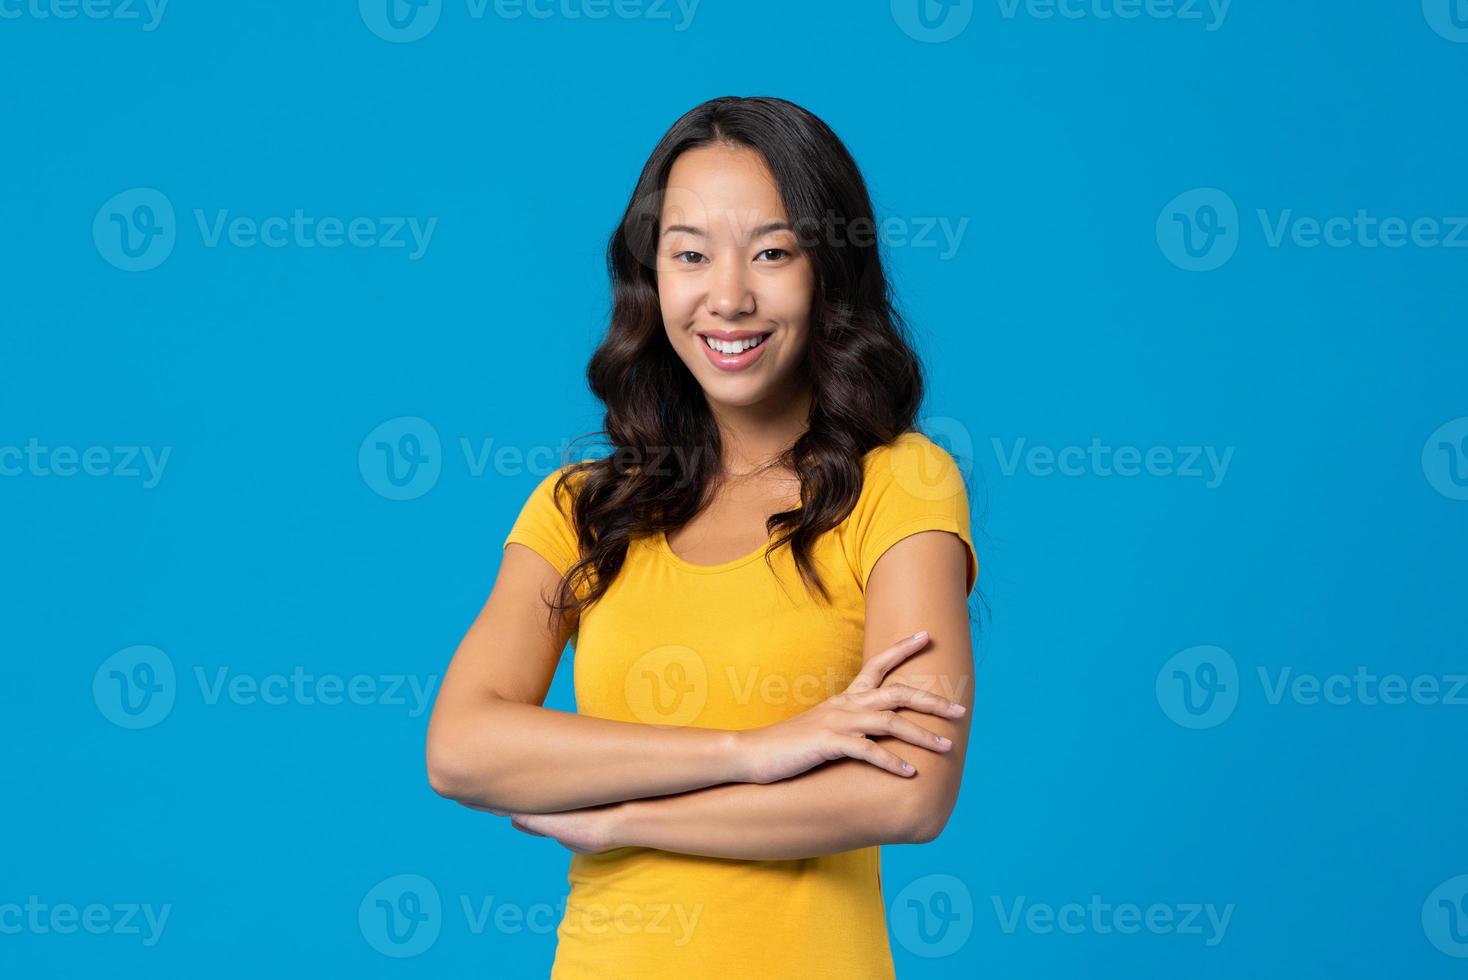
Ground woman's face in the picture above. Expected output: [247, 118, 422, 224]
[657, 143, 815, 411]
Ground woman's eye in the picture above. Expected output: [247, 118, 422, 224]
[672, 251, 706, 264]
[756, 248, 791, 261]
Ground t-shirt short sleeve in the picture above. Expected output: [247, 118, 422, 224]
[502, 465, 581, 578]
[846, 433, 979, 595]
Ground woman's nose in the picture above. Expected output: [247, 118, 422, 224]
[706, 259, 755, 319]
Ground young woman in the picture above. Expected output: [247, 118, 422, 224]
[426, 95, 979, 978]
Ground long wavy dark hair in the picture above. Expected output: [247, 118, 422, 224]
[543, 95, 936, 632]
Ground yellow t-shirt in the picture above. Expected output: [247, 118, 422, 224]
[502, 431, 978, 979]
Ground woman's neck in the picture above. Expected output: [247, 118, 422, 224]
[707, 385, 812, 475]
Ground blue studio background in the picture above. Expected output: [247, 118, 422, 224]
[3, 2, 1466, 977]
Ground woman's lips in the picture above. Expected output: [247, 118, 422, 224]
[698, 333, 772, 373]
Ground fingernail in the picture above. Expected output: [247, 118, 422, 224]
[900, 761, 914, 772]
[950, 703, 967, 715]
[935, 735, 951, 746]
[911, 631, 928, 640]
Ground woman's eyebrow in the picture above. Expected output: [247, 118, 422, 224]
[660, 221, 794, 240]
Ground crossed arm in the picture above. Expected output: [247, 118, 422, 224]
[426, 530, 974, 861]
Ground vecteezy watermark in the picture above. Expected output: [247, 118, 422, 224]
[1156, 188, 1238, 272]
[1423, 417, 1468, 501]
[359, 417, 443, 501]
[921, 415, 977, 483]
[621, 645, 972, 727]
[359, 0, 442, 42]
[992, 895, 1235, 947]
[996, 0, 1231, 30]
[799, 212, 970, 260]
[0, 0, 168, 30]
[92, 646, 440, 729]
[889, 874, 974, 957]
[1423, 0, 1468, 43]
[358, 873, 702, 957]
[0, 439, 171, 488]
[1158, 188, 1468, 271]
[93, 188, 437, 272]
[93, 188, 176, 272]
[193, 209, 435, 258]
[360, 875, 442, 958]
[1423, 874, 1468, 958]
[892, 414, 977, 506]
[553, 898, 702, 945]
[1257, 667, 1468, 708]
[620, 184, 970, 273]
[992, 437, 1234, 488]
[357, 417, 715, 501]
[91, 646, 177, 730]
[624, 645, 708, 726]
[193, 666, 439, 716]
[895, 0, 1231, 39]
[359, 0, 699, 42]
[1256, 209, 1468, 250]
[1156, 645, 1240, 729]
[0, 897, 171, 947]
[1157, 645, 1468, 730]
[891, 0, 974, 43]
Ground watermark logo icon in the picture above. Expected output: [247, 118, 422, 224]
[1156, 645, 1239, 729]
[921, 415, 976, 484]
[1423, 0, 1468, 42]
[889, 421, 970, 503]
[360, 874, 442, 957]
[625, 645, 707, 726]
[890, 873, 973, 957]
[1157, 188, 1239, 272]
[1423, 874, 1468, 957]
[359, 417, 442, 500]
[94, 188, 176, 272]
[360, 0, 441, 42]
[891, 0, 973, 42]
[1422, 417, 1468, 501]
[93, 645, 176, 729]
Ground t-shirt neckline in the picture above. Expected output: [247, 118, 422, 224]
[656, 530, 774, 574]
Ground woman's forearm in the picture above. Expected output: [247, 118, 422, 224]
[427, 701, 746, 813]
[610, 754, 932, 861]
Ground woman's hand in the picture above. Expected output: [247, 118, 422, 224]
[734, 630, 967, 784]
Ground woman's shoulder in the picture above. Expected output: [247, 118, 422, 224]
[858, 430, 967, 502]
[838, 430, 978, 594]
[504, 461, 596, 578]
[508, 461, 597, 544]
[861, 430, 948, 464]
[523, 459, 593, 503]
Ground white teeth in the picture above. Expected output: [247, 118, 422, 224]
[703, 334, 767, 355]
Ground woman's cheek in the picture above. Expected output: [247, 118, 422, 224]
[659, 289, 697, 332]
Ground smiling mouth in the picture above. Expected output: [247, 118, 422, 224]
[696, 330, 774, 373]
[699, 332, 772, 355]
